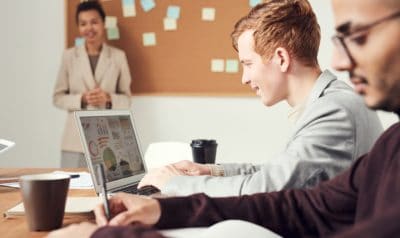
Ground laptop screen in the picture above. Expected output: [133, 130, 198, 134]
[79, 115, 145, 183]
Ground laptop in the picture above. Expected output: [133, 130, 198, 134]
[75, 110, 159, 196]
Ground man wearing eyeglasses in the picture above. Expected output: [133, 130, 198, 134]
[48, 0, 400, 237]
[331, 3, 400, 114]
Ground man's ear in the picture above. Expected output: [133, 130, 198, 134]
[272, 47, 290, 72]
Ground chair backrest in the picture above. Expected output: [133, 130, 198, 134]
[144, 141, 192, 169]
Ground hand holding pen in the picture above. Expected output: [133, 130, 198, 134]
[96, 164, 110, 221]
[93, 192, 162, 227]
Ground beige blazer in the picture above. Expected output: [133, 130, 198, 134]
[53, 43, 132, 153]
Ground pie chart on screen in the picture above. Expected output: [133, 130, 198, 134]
[88, 140, 99, 157]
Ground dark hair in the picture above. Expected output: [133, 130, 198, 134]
[75, 1, 106, 24]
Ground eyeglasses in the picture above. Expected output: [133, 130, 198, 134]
[332, 11, 400, 65]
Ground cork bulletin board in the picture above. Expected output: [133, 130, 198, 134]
[65, 0, 253, 95]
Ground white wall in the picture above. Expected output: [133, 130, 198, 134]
[0, 0, 65, 167]
[0, 0, 397, 168]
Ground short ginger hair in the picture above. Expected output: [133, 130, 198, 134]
[231, 0, 321, 67]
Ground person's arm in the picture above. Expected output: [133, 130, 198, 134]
[220, 98, 358, 176]
[108, 52, 131, 109]
[163, 101, 356, 196]
[332, 203, 400, 238]
[156, 155, 366, 237]
[53, 50, 84, 110]
[91, 155, 364, 237]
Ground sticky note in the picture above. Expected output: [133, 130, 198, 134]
[202, 8, 215, 21]
[105, 16, 117, 28]
[75, 37, 85, 47]
[107, 27, 120, 40]
[211, 59, 225, 73]
[140, 0, 155, 12]
[123, 0, 134, 5]
[249, 0, 262, 7]
[167, 5, 180, 19]
[226, 59, 239, 73]
[122, 0, 136, 17]
[164, 18, 177, 31]
[143, 32, 156, 46]
[123, 5, 136, 17]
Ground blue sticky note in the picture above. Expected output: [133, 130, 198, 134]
[107, 27, 120, 40]
[75, 37, 85, 47]
[123, 0, 134, 6]
[249, 0, 262, 7]
[140, 0, 155, 12]
[167, 5, 180, 19]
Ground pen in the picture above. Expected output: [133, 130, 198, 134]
[70, 174, 80, 179]
[96, 164, 110, 220]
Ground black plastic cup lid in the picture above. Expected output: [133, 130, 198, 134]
[190, 139, 217, 147]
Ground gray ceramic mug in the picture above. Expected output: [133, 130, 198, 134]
[19, 173, 70, 231]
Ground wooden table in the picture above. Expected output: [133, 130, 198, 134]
[0, 168, 96, 238]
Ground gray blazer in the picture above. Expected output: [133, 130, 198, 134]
[53, 43, 132, 153]
[163, 70, 383, 196]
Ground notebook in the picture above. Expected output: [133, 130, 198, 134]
[75, 110, 159, 196]
[4, 197, 101, 217]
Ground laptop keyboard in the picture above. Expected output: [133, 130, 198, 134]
[120, 184, 160, 195]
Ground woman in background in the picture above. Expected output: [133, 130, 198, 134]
[53, 1, 132, 167]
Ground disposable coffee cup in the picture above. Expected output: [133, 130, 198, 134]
[190, 139, 218, 164]
[19, 173, 70, 231]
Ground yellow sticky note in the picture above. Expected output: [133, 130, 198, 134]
[202, 8, 215, 21]
[143, 32, 156, 46]
[122, 0, 136, 17]
[226, 59, 239, 73]
[164, 18, 177, 31]
[105, 16, 117, 28]
[211, 59, 224, 72]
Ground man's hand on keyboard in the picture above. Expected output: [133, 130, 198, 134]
[138, 165, 185, 190]
[137, 185, 160, 195]
[172, 160, 211, 176]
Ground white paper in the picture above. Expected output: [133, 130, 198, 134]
[0, 171, 94, 189]
[53, 171, 94, 189]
